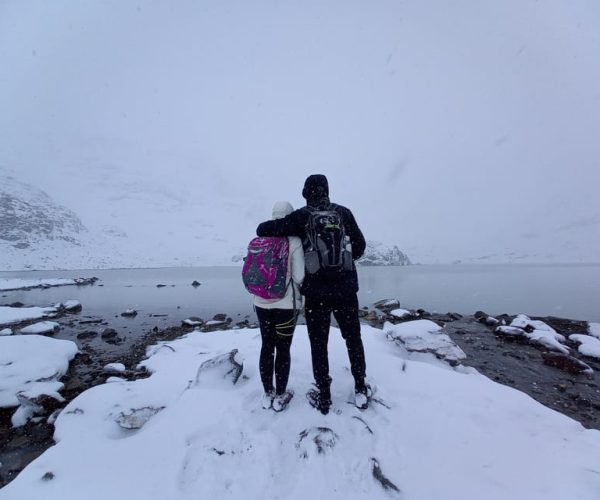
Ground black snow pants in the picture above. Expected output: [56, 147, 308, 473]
[304, 293, 366, 392]
[255, 307, 297, 395]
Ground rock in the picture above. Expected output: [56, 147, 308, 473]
[0, 328, 12, 336]
[541, 352, 593, 376]
[447, 312, 463, 320]
[494, 326, 526, 337]
[41, 472, 55, 481]
[76, 330, 98, 340]
[213, 313, 228, 322]
[9, 301, 25, 308]
[121, 309, 138, 317]
[485, 316, 500, 326]
[101, 328, 118, 339]
[191, 280, 201, 287]
[103, 363, 126, 373]
[182, 317, 203, 327]
[297, 427, 339, 458]
[156, 284, 167, 288]
[532, 316, 589, 336]
[195, 349, 243, 385]
[116, 406, 165, 429]
[474, 310, 488, 320]
[373, 299, 400, 313]
[62, 300, 82, 312]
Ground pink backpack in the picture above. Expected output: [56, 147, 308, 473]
[241, 237, 290, 300]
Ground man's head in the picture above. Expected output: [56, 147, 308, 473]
[302, 174, 329, 201]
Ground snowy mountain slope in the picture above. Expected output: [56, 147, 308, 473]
[2, 325, 599, 500]
[358, 241, 411, 266]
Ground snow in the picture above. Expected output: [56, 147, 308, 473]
[5, 325, 598, 500]
[569, 334, 600, 360]
[589, 323, 600, 339]
[0, 328, 12, 336]
[103, 363, 126, 373]
[389, 308, 412, 319]
[508, 315, 569, 354]
[19, 321, 60, 335]
[384, 319, 466, 364]
[0, 278, 76, 291]
[0, 335, 78, 415]
[0, 306, 57, 326]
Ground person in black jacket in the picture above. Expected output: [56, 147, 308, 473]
[256, 174, 369, 414]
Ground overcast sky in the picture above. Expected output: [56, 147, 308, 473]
[1, 0, 599, 263]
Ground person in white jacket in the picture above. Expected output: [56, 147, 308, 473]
[254, 201, 305, 412]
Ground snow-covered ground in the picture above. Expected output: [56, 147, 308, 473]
[0, 278, 94, 291]
[2, 324, 599, 500]
[0, 335, 78, 426]
[0, 306, 58, 327]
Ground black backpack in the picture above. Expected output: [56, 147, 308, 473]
[303, 204, 353, 274]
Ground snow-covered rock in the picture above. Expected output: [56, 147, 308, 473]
[589, 323, 600, 339]
[0, 306, 58, 327]
[357, 241, 411, 266]
[509, 315, 569, 354]
[2, 326, 599, 500]
[389, 308, 413, 319]
[0, 335, 78, 426]
[384, 319, 466, 365]
[62, 300, 82, 312]
[569, 334, 600, 360]
[0, 328, 12, 336]
[19, 321, 60, 335]
[103, 363, 126, 373]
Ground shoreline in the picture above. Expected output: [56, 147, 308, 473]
[1, 305, 599, 488]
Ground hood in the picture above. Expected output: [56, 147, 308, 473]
[272, 201, 294, 220]
[302, 174, 329, 205]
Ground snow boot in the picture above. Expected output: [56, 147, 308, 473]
[354, 384, 372, 410]
[272, 391, 294, 412]
[306, 387, 332, 415]
[261, 391, 274, 410]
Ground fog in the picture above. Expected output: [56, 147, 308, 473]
[1, 0, 599, 264]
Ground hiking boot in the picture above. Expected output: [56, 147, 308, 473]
[354, 384, 371, 410]
[272, 391, 294, 412]
[261, 391, 274, 410]
[307, 387, 332, 415]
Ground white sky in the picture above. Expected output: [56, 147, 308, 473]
[1, 0, 599, 263]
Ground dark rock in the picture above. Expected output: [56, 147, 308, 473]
[531, 316, 589, 336]
[541, 352, 594, 376]
[213, 313, 228, 322]
[373, 299, 400, 313]
[156, 284, 167, 288]
[417, 308, 431, 318]
[191, 280, 201, 287]
[474, 311, 488, 319]
[9, 301, 24, 308]
[121, 309, 138, 317]
[101, 328, 118, 339]
[41, 472, 55, 481]
[77, 331, 98, 340]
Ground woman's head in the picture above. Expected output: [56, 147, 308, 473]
[272, 201, 294, 220]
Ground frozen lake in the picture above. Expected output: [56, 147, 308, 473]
[1, 264, 599, 323]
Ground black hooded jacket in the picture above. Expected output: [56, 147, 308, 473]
[256, 175, 366, 299]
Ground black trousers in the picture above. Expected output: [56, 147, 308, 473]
[304, 293, 366, 391]
[255, 307, 297, 395]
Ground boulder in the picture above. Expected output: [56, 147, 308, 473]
[116, 406, 165, 429]
[121, 309, 138, 317]
[194, 349, 243, 385]
[191, 280, 201, 287]
[541, 352, 593, 376]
